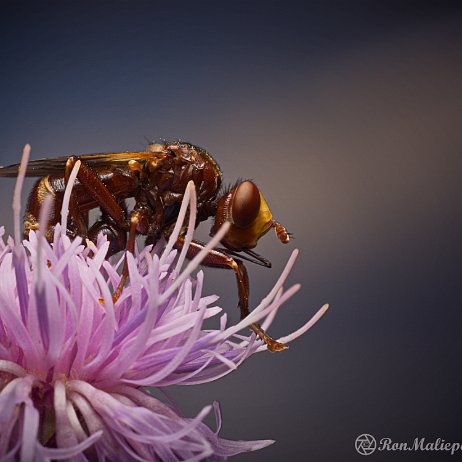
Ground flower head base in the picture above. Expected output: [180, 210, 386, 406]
[0, 145, 328, 460]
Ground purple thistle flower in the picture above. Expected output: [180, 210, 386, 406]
[0, 145, 328, 461]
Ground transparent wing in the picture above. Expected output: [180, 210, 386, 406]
[0, 152, 156, 177]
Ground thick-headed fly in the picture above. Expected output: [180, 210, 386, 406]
[0, 142, 291, 351]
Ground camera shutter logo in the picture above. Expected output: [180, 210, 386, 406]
[355, 434, 377, 455]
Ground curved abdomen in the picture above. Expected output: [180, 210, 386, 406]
[24, 168, 138, 239]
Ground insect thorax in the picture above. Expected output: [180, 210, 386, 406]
[146, 142, 222, 215]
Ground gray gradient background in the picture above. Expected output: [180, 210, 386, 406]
[1, 2, 462, 461]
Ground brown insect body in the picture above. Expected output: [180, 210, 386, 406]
[0, 142, 291, 352]
[1, 143, 220, 245]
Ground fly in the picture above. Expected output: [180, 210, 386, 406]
[0, 142, 291, 352]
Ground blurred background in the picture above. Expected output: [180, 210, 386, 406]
[1, 1, 462, 460]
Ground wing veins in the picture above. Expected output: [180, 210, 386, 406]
[0, 151, 154, 177]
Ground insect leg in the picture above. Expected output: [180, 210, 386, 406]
[64, 158, 88, 236]
[174, 237, 288, 352]
[112, 210, 142, 303]
[65, 156, 128, 230]
[65, 158, 140, 302]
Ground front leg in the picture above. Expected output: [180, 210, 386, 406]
[175, 236, 288, 352]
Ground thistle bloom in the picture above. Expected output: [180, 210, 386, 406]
[0, 145, 328, 461]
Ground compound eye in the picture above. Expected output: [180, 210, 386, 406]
[231, 181, 261, 228]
